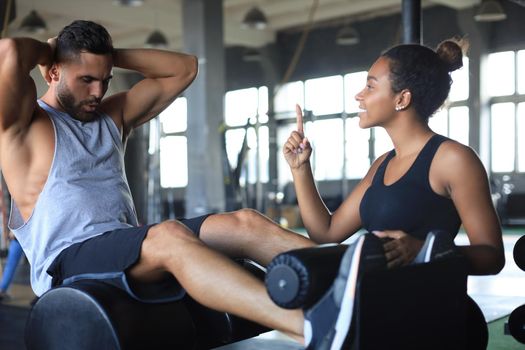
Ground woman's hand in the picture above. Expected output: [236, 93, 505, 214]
[374, 230, 424, 268]
[283, 104, 312, 169]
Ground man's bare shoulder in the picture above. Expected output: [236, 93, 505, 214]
[1, 106, 54, 220]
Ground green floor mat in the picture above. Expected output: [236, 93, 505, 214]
[488, 315, 524, 350]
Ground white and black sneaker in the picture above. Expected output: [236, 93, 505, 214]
[303, 233, 386, 350]
[412, 230, 458, 264]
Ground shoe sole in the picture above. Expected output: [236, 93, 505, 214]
[329, 235, 367, 350]
[424, 234, 436, 262]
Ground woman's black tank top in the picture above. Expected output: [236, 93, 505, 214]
[359, 134, 461, 240]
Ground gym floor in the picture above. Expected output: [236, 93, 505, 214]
[1, 230, 524, 350]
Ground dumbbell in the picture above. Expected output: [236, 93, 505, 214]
[508, 304, 525, 344]
[506, 236, 525, 344]
[514, 235, 525, 271]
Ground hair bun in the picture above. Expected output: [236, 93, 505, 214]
[436, 38, 467, 72]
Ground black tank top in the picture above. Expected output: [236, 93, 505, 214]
[360, 134, 461, 240]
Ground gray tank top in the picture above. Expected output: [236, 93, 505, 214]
[9, 100, 138, 296]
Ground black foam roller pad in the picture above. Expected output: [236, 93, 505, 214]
[265, 244, 348, 309]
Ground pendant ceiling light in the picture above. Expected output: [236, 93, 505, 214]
[145, 29, 168, 48]
[113, 0, 144, 7]
[242, 7, 268, 30]
[19, 10, 47, 33]
[336, 25, 360, 46]
[474, 0, 507, 22]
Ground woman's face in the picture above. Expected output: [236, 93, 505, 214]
[355, 57, 398, 129]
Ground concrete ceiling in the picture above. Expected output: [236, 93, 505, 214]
[5, 0, 483, 49]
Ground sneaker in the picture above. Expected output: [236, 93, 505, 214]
[412, 230, 457, 264]
[303, 233, 386, 350]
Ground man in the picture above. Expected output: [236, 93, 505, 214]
[0, 20, 381, 349]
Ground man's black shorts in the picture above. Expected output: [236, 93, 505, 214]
[47, 215, 210, 303]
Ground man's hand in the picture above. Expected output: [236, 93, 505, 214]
[38, 37, 57, 85]
[283, 104, 312, 169]
[373, 230, 424, 268]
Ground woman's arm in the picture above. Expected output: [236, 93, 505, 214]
[284, 107, 385, 243]
[434, 141, 505, 275]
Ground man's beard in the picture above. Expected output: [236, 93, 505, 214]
[56, 82, 100, 122]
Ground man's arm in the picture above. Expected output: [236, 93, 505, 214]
[102, 48, 198, 137]
[0, 38, 53, 137]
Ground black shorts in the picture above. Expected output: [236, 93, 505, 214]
[47, 215, 211, 303]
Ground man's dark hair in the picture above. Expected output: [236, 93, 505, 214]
[56, 20, 113, 62]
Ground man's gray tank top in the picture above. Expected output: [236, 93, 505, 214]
[9, 100, 138, 296]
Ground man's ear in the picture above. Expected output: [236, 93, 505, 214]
[49, 64, 60, 82]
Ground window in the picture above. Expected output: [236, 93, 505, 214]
[374, 127, 393, 158]
[224, 126, 269, 185]
[252, 126, 269, 183]
[448, 106, 469, 145]
[491, 103, 515, 172]
[224, 86, 269, 185]
[345, 117, 370, 179]
[274, 81, 304, 119]
[258, 86, 269, 123]
[304, 75, 344, 116]
[344, 71, 372, 177]
[225, 128, 247, 170]
[160, 136, 188, 188]
[429, 109, 448, 136]
[225, 88, 259, 126]
[487, 50, 525, 173]
[449, 57, 469, 102]
[158, 97, 189, 188]
[277, 123, 299, 187]
[310, 119, 344, 180]
[517, 103, 525, 172]
[160, 97, 187, 133]
[518, 50, 525, 94]
[344, 71, 368, 114]
[429, 57, 470, 145]
[487, 52, 515, 97]
[429, 106, 470, 145]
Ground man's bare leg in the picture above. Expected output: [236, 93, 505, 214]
[198, 209, 315, 266]
[128, 220, 305, 341]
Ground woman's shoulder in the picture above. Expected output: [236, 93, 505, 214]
[435, 137, 478, 161]
[433, 137, 485, 177]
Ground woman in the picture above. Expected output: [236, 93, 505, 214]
[283, 39, 505, 275]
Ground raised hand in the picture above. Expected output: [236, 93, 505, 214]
[283, 104, 312, 169]
[38, 37, 57, 85]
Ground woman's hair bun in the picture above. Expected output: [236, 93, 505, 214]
[436, 38, 468, 72]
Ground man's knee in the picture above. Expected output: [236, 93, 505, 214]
[142, 220, 199, 263]
[148, 220, 198, 244]
[129, 221, 200, 281]
[229, 208, 266, 230]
